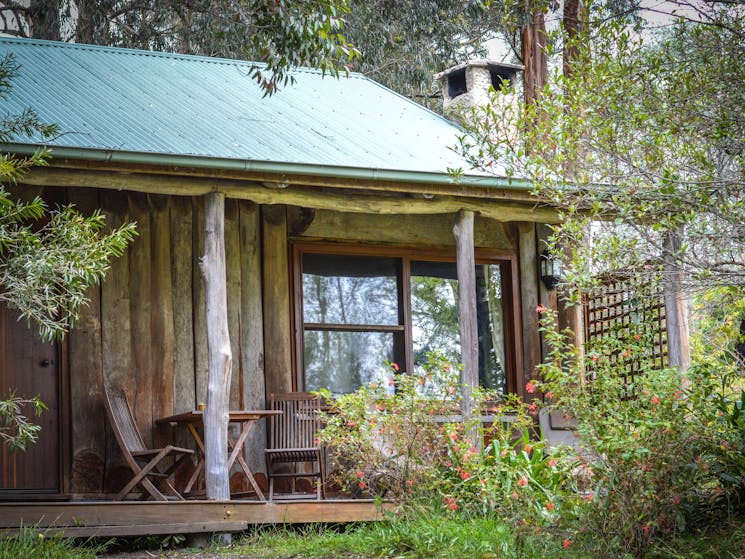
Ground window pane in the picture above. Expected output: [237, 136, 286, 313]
[304, 330, 394, 393]
[476, 264, 507, 394]
[411, 261, 461, 372]
[302, 254, 399, 325]
[411, 261, 508, 395]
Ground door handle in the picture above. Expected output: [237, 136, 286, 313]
[39, 359, 55, 367]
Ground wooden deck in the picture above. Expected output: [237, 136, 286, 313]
[0, 499, 394, 537]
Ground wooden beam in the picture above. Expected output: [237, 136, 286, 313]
[0, 500, 394, 536]
[200, 192, 232, 500]
[453, 210, 478, 424]
[20, 168, 559, 223]
[518, 223, 541, 398]
[35, 159, 543, 204]
[262, 206, 293, 395]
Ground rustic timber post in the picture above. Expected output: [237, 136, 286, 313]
[200, 192, 232, 500]
[663, 228, 690, 371]
[453, 210, 479, 427]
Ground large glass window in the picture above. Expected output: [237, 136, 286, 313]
[298, 249, 513, 395]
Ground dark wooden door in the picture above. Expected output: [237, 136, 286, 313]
[0, 305, 60, 494]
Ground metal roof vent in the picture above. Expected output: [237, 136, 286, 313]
[435, 60, 523, 117]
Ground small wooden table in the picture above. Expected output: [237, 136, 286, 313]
[157, 409, 281, 501]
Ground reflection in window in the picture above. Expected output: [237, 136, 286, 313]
[411, 261, 507, 395]
[304, 331, 394, 393]
[302, 254, 399, 325]
[300, 252, 510, 396]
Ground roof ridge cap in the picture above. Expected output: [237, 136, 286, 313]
[0, 36, 367, 79]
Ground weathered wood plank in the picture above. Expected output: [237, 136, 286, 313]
[128, 193, 153, 446]
[66, 188, 105, 495]
[23, 165, 545, 205]
[193, 198, 209, 406]
[224, 199, 242, 409]
[239, 202, 266, 474]
[201, 192, 232, 500]
[297, 209, 516, 250]
[518, 222, 541, 399]
[99, 190, 133, 492]
[262, 206, 293, 395]
[453, 210, 478, 424]
[171, 197, 196, 414]
[150, 195, 175, 440]
[0, 500, 393, 531]
[21, 168, 559, 223]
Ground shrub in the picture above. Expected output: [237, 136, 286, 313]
[536, 307, 745, 558]
[318, 351, 578, 526]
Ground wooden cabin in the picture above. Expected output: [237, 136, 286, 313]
[0, 38, 560, 533]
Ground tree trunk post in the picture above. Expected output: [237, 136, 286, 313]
[200, 192, 232, 501]
[664, 229, 690, 372]
[453, 210, 479, 429]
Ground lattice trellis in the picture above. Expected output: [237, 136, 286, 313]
[583, 272, 668, 382]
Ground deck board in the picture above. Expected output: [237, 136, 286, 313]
[0, 499, 393, 537]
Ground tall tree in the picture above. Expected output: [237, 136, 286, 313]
[459, 3, 745, 295]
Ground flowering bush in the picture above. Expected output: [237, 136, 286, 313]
[535, 307, 745, 558]
[318, 351, 578, 526]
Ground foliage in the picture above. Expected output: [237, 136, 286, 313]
[0, 0, 357, 97]
[534, 307, 745, 558]
[1, 57, 135, 450]
[0, 392, 46, 452]
[0, 55, 137, 341]
[318, 351, 577, 526]
[458, 4, 745, 296]
[0, 527, 106, 559]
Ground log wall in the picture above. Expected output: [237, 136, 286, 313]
[16, 185, 532, 498]
[59, 188, 267, 496]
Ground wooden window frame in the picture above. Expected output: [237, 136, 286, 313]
[291, 242, 521, 395]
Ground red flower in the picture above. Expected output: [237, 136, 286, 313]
[388, 378, 395, 387]
[545, 501, 555, 511]
[548, 459, 557, 468]
[519, 476, 528, 487]
[358, 481, 367, 490]
[544, 391, 554, 400]
[512, 491, 519, 499]
[391, 362, 399, 371]
[523, 444, 532, 454]
[562, 539, 572, 548]
[634, 333, 642, 341]
[356, 470, 364, 479]
[446, 496, 457, 511]
[459, 470, 471, 480]
[449, 432, 458, 441]
[650, 395, 660, 405]
[536, 304, 547, 314]
[526, 380, 536, 394]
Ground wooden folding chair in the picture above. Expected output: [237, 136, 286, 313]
[104, 385, 194, 501]
[265, 392, 325, 500]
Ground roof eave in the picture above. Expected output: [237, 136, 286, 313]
[3, 144, 533, 191]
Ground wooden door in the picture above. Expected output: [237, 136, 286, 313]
[0, 305, 60, 495]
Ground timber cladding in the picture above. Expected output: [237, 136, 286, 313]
[16, 186, 268, 496]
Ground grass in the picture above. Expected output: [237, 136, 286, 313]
[0, 527, 106, 559]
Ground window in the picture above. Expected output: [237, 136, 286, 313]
[295, 245, 517, 396]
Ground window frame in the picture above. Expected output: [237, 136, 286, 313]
[291, 242, 522, 395]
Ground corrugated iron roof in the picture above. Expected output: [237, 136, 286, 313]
[0, 38, 508, 183]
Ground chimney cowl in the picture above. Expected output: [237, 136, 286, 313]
[435, 59, 523, 115]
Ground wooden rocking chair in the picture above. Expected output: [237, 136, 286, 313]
[104, 385, 194, 501]
[265, 392, 326, 500]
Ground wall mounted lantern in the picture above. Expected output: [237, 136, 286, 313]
[540, 250, 562, 290]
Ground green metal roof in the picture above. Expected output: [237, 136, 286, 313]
[0, 37, 524, 189]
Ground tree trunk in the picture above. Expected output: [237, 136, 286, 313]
[663, 229, 690, 372]
[453, 210, 478, 426]
[28, 0, 61, 40]
[521, 10, 547, 107]
[200, 192, 232, 500]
